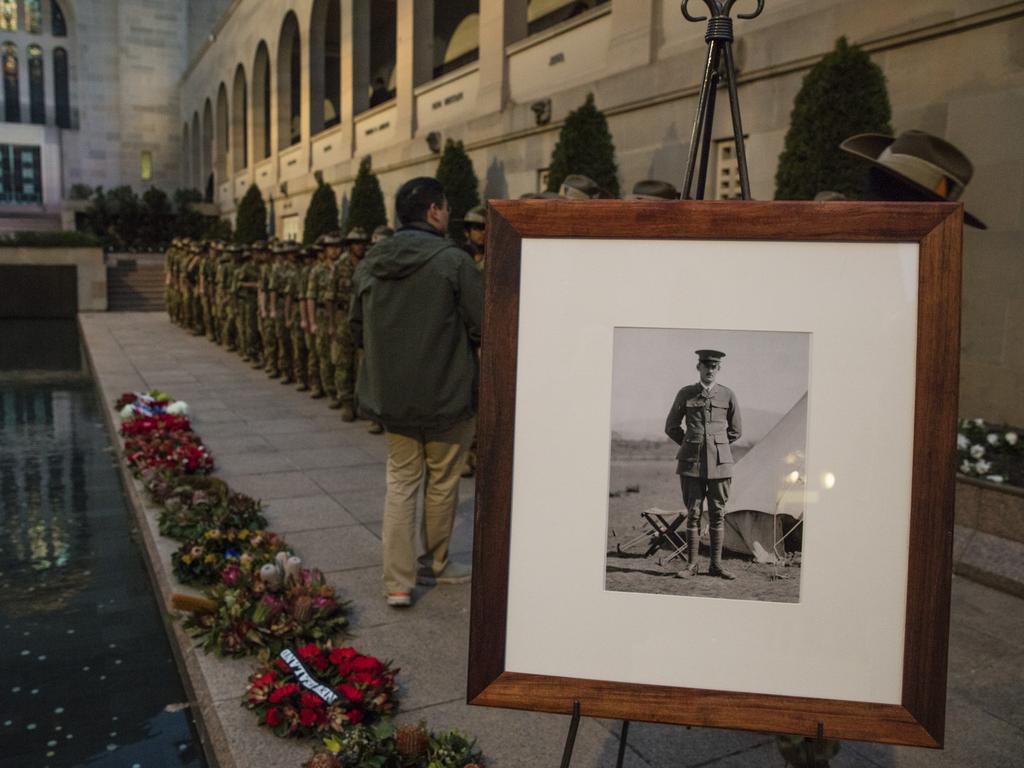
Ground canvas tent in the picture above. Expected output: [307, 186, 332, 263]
[722, 393, 807, 562]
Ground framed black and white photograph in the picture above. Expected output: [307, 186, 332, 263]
[468, 200, 963, 748]
[606, 327, 809, 603]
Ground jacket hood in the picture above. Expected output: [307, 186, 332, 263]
[364, 223, 450, 280]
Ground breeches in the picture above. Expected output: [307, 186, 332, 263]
[681, 476, 731, 530]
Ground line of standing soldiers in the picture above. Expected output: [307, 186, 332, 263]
[163, 227, 393, 432]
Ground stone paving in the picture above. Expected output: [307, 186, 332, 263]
[80, 312, 1024, 768]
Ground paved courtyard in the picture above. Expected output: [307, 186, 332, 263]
[80, 312, 1024, 767]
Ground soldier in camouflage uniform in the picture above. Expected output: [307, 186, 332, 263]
[270, 242, 298, 384]
[185, 242, 204, 335]
[332, 228, 370, 424]
[164, 238, 179, 324]
[230, 246, 258, 362]
[307, 235, 341, 400]
[257, 243, 280, 376]
[200, 243, 219, 342]
[290, 248, 313, 391]
[215, 245, 237, 350]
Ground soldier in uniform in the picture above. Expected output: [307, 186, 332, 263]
[185, 242, 204, 335]
[559, 174, 605, 199]
[331, 228, 370, 423]
[457, 205, 486, 272]
[371, 225, 393, 245]
[201, 242, 220, 342]
[232, 246, 260, 364]
[269, 242, 297, 383]
[256, 242, 279, 376]
[665, 349, 743, 580]
[290, 247, 313, 391]
[218, 245, 240, 351]
[310, 234, 343, 402]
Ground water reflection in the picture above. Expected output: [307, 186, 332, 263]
[0, 321, 205, 768]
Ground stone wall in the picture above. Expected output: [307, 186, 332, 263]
[0, 247, 107, 312]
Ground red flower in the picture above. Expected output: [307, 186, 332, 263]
[350, 671, 373, 685]
[299, 707, 321, 727]
[275, 658, 290, 672]
[311, 655, 330, 672]
[268, 683, 299, 704]
[351, 656, 382, 676]
[339, 684, 363, 703]
[265, 707, 283, 727]
[300, 692, 324, 709]
[297, 643, 322, 664]
[346, 708, 364, 725]
[252, 672, 276, 688]
[329, 646, 358, 665]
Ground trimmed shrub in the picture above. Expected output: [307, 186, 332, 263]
[302, 180, 339, 244]
[774, 37, 892, 200]
[435, 139, 480, 240]
[235, 184, 268, 244]
[546, 93, 620, 198]
[342, 156, 387, 235]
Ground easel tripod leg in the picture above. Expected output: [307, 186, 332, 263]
[559, 700, 582, 768]
[615, 720, 631, 768]
[722, 42, 751, 199]
[682, 40, 723, 198]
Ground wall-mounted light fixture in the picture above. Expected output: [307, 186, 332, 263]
[531, 99, 552, 126]
[426, 131, 442, 153]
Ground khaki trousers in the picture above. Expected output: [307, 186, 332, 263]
[382, 417, 475, 594]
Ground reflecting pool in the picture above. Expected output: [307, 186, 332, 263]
[0, 320, 206, 768]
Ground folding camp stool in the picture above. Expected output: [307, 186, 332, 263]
[617, 509, 689, 565]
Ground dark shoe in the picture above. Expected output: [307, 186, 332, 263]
[708, 567, 736, 580]
[296, 383, 310, 392]
[327, 400, 343, 410]
[310, 390, 326, 399]
[267, 370, 281, 379]
[676, 563, 699, 578]
[250, 359, 264, 369]
[340, 405, 356, 422]
[367, 421, 384, 435]
[281, 377, 295, 385]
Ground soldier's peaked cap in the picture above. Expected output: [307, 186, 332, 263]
[695, 349, 726, 363]
[628, 179, 679, 200]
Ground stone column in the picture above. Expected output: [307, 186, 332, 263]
[395, 0, 433, 140]
[340, 0, 370, 157]
[477, 0, 527, 116]
[299, 12, 312, 153]
[607, 0, 655, 75]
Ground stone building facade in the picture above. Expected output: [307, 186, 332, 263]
[1, 0, 1022, 421]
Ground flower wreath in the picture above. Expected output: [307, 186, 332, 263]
[171, 529, 288, 586]
[182, 564, 349, 657]
[158, 491, 267, 542]
[245, 643, 399, 739]
[124, 430, 214, 475]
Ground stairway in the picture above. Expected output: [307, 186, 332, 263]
[106, 258, 166, 312]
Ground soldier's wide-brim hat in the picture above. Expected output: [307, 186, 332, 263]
[695, 349, 726, 364]
[627, 179, 679, 201]
[371, 225, 394, 242]
[519, 191, 560, 200]
[272, 242, 300, 255]
[840, 130, 986, 229]
[454, 205, 486, 227]
[342, 227, 370, 243]
[316, 232, 344, 246]
[559, 174, 603, 200]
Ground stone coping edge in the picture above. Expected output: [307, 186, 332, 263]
[79, 318, 235, 768]
[957, 474, 1024, 499]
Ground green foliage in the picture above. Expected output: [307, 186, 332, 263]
[234, 184, 268, 244]
[0, 230, 100, 247]
[68, 183, 93, 201]
[302, 180, 339, 244]
[774, 37, 892, 200]
[342, 156, 388, 235]
[546, 93, 620, 198]
[139, 186, 174, 246]
[435, 139, 480, 240]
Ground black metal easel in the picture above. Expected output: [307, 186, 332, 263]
[679, 0, 764, 200]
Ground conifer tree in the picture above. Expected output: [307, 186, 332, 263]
[546, 93, 620, 198]
[342, 156, 388, 234]
[235, 184, 268, 244]
[435, 139, 480, 239]
[302, 180, 339, 244]
[774, 37, 892, 200]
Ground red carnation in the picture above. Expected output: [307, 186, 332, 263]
[330, 646, 358, 664]
[339, 684, 363, 703]
[299, 708, 320, 727]
[300, 691, 324, 709]
[350, 671, 373, 685]
[252, 672, 276, 688]
[351, 656, 382, 675]
[346, 708, 364, 725]
[265, 707, 283, 727]
[297, 644, 322, 663]
[268, 683, 299, 704]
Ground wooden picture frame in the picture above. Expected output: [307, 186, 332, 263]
[467, 200, 962, 748]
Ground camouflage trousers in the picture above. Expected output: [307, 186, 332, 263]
[309, 309, 334, 396]
[291, 325, 308, 387]
[241, 297, 259, 361]
[331, 322, 357, 406]
[260, 314, 278, 373]
[276, 317, 293, 379]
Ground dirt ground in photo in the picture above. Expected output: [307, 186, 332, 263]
[605, 457, 801, 603]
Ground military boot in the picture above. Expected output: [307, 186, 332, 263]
[708, 522, 736, 580]
[678, 527, 700, 577]
[340, 404, 356, 422]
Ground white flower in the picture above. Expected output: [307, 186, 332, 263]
[959, 460, 974, 474]
[975, 459, 992, 474]
[970, 444, 986, 459]
[1006, 432, 1019, 446]
[973, 418, 986, 427]
[119, 404, 135, 420]
[985, 475, 1005, 483]
[987, 433, 1001, 446]
[166, 401, 189, 416]
[957, 433, 970, 450]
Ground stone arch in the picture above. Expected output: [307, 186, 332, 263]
[252, 40, 271, 160]
[276, 11, 301, 149]
[309, 0, 340, 134]
[434, 0, 479, 79]
[182, 121, 190, 188]
[231, 63, 247, 172]
[190, 111, 200, 190]
[216, 82, 229, 182]
[202, 98, 214, 200]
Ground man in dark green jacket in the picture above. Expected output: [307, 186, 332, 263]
[350, 177, 482, 607]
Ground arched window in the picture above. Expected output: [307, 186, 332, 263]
[202, 98, 214, 199]
[0, 1, 16, 32]
[368, 1, 396, 108]
[276, 12, 301, 148]
[25, 0, 41, 34]
[28, 43, 42, 123]
[3, 42, 19, 122]
[253, 42, 271, 160]
[51, 0, 66, 36]
[53, 45, 68, 127]
[527, 0, 604, 36]
[231, 64, 247, 171]
[216, 83, 229, 180]
[310, 0, 340, 134]
[434, 1, 479, 79]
